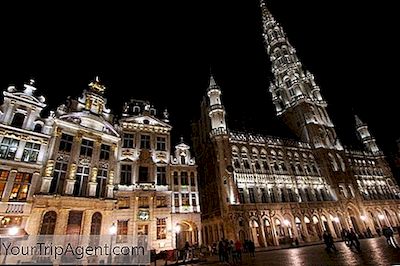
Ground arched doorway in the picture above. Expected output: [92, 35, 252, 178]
[295, 217, 304, 241]
[312, 216, 322, 239]
[348, 208, 361, 235]
[330, 215, 341, 238]
[176, 221, 196, 249]
[321, 215, 329, 232]
[263, 219, 274, 245]
[249, 220, 262, 247]
[40, 211, 57, 235]
[238, 230, 245, 243]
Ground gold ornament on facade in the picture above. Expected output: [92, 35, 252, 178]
[91, 167, 98, 182]
[69, 163, 77, 180]
[88, 76, 106, 95]
[108, 170, 114, 184]
[45, 160, 55, 177]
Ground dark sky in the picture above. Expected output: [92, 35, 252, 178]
[1, 1, 399, 154]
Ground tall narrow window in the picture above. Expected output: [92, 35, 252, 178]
[138, 196, 149, 208]
[156, 196, 167, 207]
[181, 193, 189, 206]
[269, 188, 276, 203]
[40, 211, 57, 235]
[74, 166, 90, 196]
[0, 170, 9, 200]
[157, 218, 167, 239]
[191, 193, 197, 206]
[66, 211, 83, 235]
[280, 188, 286, 202]
[90, 212, 102, 235]
[80, 139, 93, 157]
[22, 142, 41, 162]
[9, 173, 32, 201]
[123, 133, 134, 148]
[173, 171, 179, 185]
[156, 137, 166, 151]
[50, 161, 68, 194]
[156, 167, 167, 185]
[0, 138, 19, 160]
[249, 188, 255, 203]
[59, 133, 73, 152]
[181, 172, 188, 186]
[140, 135, 151, 149]
[238, 188, 245, 203]
[99, 144, 110, 160]
[11, 113, 25, 128]
[138, 166, 149, 183]
[174, 193, 180, 207]
[287, 189, 295, 202]
[260, 188, 267, 203]
[117, 220, 128, 243]
[120, 165, 132, 185]
[96, 169, 108, 198]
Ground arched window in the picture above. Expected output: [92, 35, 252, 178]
[34, 123, 42, 133]
[336, 154, 345, 171]
[181, 155, 186, 165]
[90, 212, 102, 235]
[40, 211, 57, 235]
[11, 113, 25, 128]
[254, 162, 261, 170]
[133, 106, 140, 113]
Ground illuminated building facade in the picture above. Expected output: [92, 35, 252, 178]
[0, 78, 200, 252]
[192, 0, 400, 247]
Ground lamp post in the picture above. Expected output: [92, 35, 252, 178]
[108, 223, 117, 264]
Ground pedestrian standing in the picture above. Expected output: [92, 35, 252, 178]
[348, 228, 361, 251]
[235, 239, 243, 263]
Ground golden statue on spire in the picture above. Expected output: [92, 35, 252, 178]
[88, 76, 106, 94]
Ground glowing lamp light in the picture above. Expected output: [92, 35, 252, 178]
[174, 225, 181, 234]
[109, 224, 117, 235]
[378, 214, 384, 220]
[283, 219, 290, 226]
[333, 217, 340, 223]
[360, 215, 366, 221]
[8, 227, 19, 236]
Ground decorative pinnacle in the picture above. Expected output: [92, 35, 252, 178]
[88, 76, 106, 94]
[355, 115, 365, 127]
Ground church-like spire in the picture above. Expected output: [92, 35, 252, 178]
[355, 114, 365, 128]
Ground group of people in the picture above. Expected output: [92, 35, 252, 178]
[341, 228, 361, 251]
[209, 238, 255, 264]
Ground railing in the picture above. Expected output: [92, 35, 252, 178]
[5, 203, 24, 214]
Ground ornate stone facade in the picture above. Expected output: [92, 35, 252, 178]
[192, 0, 400, 248]
[0, 78, 200, 252]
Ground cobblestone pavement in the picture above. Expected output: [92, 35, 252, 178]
[194, 236, 400, 266]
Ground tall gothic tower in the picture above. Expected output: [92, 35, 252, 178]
[260, 0, 342, 150]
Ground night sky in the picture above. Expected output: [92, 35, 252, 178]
[1, 1, 399, 154]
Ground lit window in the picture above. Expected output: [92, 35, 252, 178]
[117, 220, 128, 243]
[182, 193, 189, 206]
[156, 196, 167, 208]
[157, 218, 167, 239]
[138, 196, 149, 208]
[0, 170, 9, 199]
[96, 169, 108, 198]
[9, 173, 32, 201]
[22, 142, 40, 162]
[0, 138, 19, 160]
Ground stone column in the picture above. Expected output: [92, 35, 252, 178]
[326, 218, 337, 238]
[270, 217, 279, 246]
[54, 209, 69, 235]
[14, 140, 26, 161]
[2, 170, 17, 201]
[106, 170, 114, 198]
[258, 215, 267, 247]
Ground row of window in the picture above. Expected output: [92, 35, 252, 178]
[39, 211, 167, 241]
[237, 187, 332, 204]
[0, 170, 32, 201]
[121, 166, 167, 185]
[174, 193, 197, 207]
[59, 134, 111, 159]
[0, 138, 41, 162]
[118, 196, 168, 209]
[173, 171, 196, 186]
[123, 133, 166, 151]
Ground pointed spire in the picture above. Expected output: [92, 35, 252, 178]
[180, 136, 184, 143]
[355, 115, 365, 127]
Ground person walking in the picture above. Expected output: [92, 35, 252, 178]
[248, 240, 255, 257]
[348, 228, 361, 251]
[218, 239, 224, 262]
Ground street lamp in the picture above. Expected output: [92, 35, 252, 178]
[174, 225, 181, 249]
[378, 214, 384, 220]
[8, 226, 19, 236]
[108, 223, 117, 264]
[360, 215, 366, 221]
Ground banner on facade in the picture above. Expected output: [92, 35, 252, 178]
[0, 235, 150, 265]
